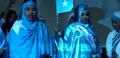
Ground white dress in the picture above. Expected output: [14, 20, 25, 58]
[106, 30, 120, 58]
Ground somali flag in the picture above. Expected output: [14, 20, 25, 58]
[56, 0, 73, 14]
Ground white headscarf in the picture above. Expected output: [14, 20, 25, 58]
[112, 11, 120, 21]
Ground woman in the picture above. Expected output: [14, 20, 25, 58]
[74, 4, 102, 55]
[63, 4, 101, 58]
[2, 10, 17, 35]
[106, 11, 120, 58]
[9, 0, 50, 58]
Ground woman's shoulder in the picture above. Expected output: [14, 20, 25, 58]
[37, 19, 48, 28]
[0, 27, 2, 33]
[38, 19, 47, 25]
[10, 20, 21, 34]
[37, 17, 46, 24]
[68, 22, 87, 30]
[65, 22, 87, 33]
[106, 30, 116, 42]
[65, 22, 77, 29]
[108, 30, 116, 36]
[11, 20, 21, 29]
[0, 27, 4, 37]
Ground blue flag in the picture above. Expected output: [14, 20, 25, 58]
[56, 0, 73, 14]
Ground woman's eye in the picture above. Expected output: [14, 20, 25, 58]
[26, 8, 30, 11]
[81, 13, 84, 16]
[32, 8, 36, 11]
[86, 13, 90, 16]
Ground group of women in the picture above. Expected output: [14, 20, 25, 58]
[0, 0, 120, 58]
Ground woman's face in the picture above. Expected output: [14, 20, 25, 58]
[25, 6, 36, 21]
[80, 9, 89, 24]
[112, 19, 120, 31]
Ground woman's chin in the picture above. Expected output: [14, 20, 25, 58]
[28, 18, 36, 22]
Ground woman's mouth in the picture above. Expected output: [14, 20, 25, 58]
[29, 15, 34, 18]
[28, 15, 36, 21]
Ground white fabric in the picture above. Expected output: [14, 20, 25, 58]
[113, 11, 120, 19]
[106, 30, 120, 58]
[11, 20, 21, 35]
[106, 30, 116, 57]
[116, 37, 120, 57]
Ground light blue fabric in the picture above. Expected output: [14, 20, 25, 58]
[50, 34, 64, 58]
[63, 22, 96, 58]
[0, 27, 6, 49]
[0, 27, 7, 58]
[112, 15, 120, 21]
[77, 4, 102, 55]
[75, 4, 94, 34]
[62, 4, 101, 58]
[78, 4, 88, 23]
[9, 1, 50, 58]
[111, 11, 120, 21]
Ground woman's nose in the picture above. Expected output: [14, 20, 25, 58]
[29, 10, 33, 14]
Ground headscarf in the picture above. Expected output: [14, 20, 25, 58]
[21, 0, 37, 28]
[112, 11, 120, 21]
[68, 13, 75, 24]
[74, 4, 92, 25]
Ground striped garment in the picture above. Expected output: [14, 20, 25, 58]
[63, 22, 96, 58]
[106, 30, 120, 58]
[112, 32, 120, 57]
[112, 32, 120, 51]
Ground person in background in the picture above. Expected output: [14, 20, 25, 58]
[0, 27, 6, 58]
[50, 28, 64, 58]
[0, 9, 18, 58]
[2, 10, 18, 40]
[0, 12, 5, 27]
[106, 11, 120, 58]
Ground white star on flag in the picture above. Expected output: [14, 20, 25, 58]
[56, 0, 73, 14]
[62, 0, 68, 7]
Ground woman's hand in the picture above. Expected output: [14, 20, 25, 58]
[0, 48, 7, 56]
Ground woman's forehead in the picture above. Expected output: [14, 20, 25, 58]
[22, 1, 36, 9]
[78, 8, 88, 13]
[81, 10, 87, 13]
[25, 5, 36, 9]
